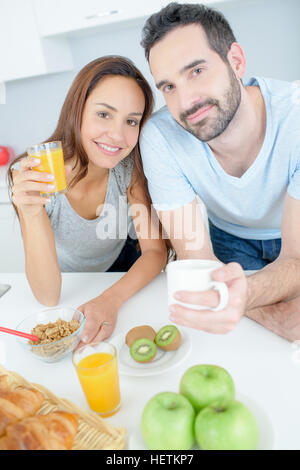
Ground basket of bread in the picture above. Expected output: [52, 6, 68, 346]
[0, 364, 126, 450]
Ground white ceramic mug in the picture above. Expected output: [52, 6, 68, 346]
[166, 260, 229, 312]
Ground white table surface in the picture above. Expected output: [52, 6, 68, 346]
[0, 272, 299, 450]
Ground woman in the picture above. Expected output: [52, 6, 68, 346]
[8, 56, 167, 344]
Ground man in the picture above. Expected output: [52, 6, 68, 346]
[139, 2, 300, 341]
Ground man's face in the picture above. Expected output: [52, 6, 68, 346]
[149, 24, 242, 142]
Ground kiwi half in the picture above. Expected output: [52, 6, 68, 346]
[130, 338, 157, 363]
[125, 325, 156, 348]
[155, 325, 182, 351]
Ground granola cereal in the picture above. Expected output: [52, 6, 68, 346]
[30, 319, 80, 345]
[29, 318, 81, 360]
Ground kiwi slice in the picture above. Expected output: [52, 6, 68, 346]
[130, 338, 157, 363]
[125, 325, 156, 348]
[155, 325, 182, 351]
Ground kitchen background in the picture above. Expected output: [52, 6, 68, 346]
[0, 0, 300, 273]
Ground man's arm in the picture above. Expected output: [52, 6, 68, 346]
[247, 194, 300, 310]
[244, 194, 300, 341]
[157, 197, 217, 260]
[158, 197, 249, 335]
[168, 193, 300, 340]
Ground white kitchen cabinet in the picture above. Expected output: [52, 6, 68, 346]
[33, 0, 174, 37]
[0, 203, 25, 273]
[32, 0, 248, 39]
[0, 0, 73, 82]
[0, 170, 9, 205]
[0, 165, 24, 272]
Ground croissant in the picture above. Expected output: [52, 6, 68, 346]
[0, 375, 44, 436]
[0, 411, 79, 450]
[0, 374, 12, 392]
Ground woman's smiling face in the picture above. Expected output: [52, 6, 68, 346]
[80, 75, 145, 169]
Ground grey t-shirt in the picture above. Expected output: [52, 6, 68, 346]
[45, 154, 135, 272]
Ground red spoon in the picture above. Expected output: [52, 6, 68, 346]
[0, 326, 39, 342]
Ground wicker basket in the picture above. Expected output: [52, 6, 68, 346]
[0, 364, 126, 450]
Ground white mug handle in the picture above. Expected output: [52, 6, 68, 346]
[209, 281, 229, 312]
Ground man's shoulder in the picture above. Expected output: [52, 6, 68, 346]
[148, 105, 174, 125]
[249, 77, 300, 139]
[248, 76, 300, 117]
[246, 76, 296, 98]
[141, 105, 185, 141]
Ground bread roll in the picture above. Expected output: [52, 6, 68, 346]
[0, 411, 79, 450]
[0, 375, 44, 436]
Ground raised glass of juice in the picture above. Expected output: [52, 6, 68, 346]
[27, 141, 67, 196]
[72, 342, 121, 417]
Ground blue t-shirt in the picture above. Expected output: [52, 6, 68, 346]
[140, 77, 300, 240]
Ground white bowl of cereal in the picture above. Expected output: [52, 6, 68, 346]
[15, 307, 86, 363]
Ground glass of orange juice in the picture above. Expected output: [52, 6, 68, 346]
[27, 141, 67, 196]
[72, 342, 121, 417]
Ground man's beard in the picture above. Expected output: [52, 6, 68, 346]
[179, 64, 242, 142]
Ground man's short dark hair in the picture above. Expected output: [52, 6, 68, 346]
[141, 2, 237, 63]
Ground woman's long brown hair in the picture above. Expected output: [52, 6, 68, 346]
[7, 55, 153, 207]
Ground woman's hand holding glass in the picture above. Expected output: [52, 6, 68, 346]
[12, 157, 71, 217]
[11, 157, 55, 216]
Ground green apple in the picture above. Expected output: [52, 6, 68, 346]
[141, 392, 195, 450]
[180, 364, 235, 412]
[195, 399, 259, 450]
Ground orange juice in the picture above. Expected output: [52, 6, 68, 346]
[76, 351, 121, 416]
[27, 141, 67, 195]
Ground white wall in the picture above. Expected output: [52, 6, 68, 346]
[0, 0, 299, 155]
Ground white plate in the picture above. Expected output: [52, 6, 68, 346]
[110, 324, 192, 377]
[129, 392, 275, 450]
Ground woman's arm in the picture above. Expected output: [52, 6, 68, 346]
[19, 210, 62, 306]
[105, 162, 167, 302]
[12, 158, 62, 306]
